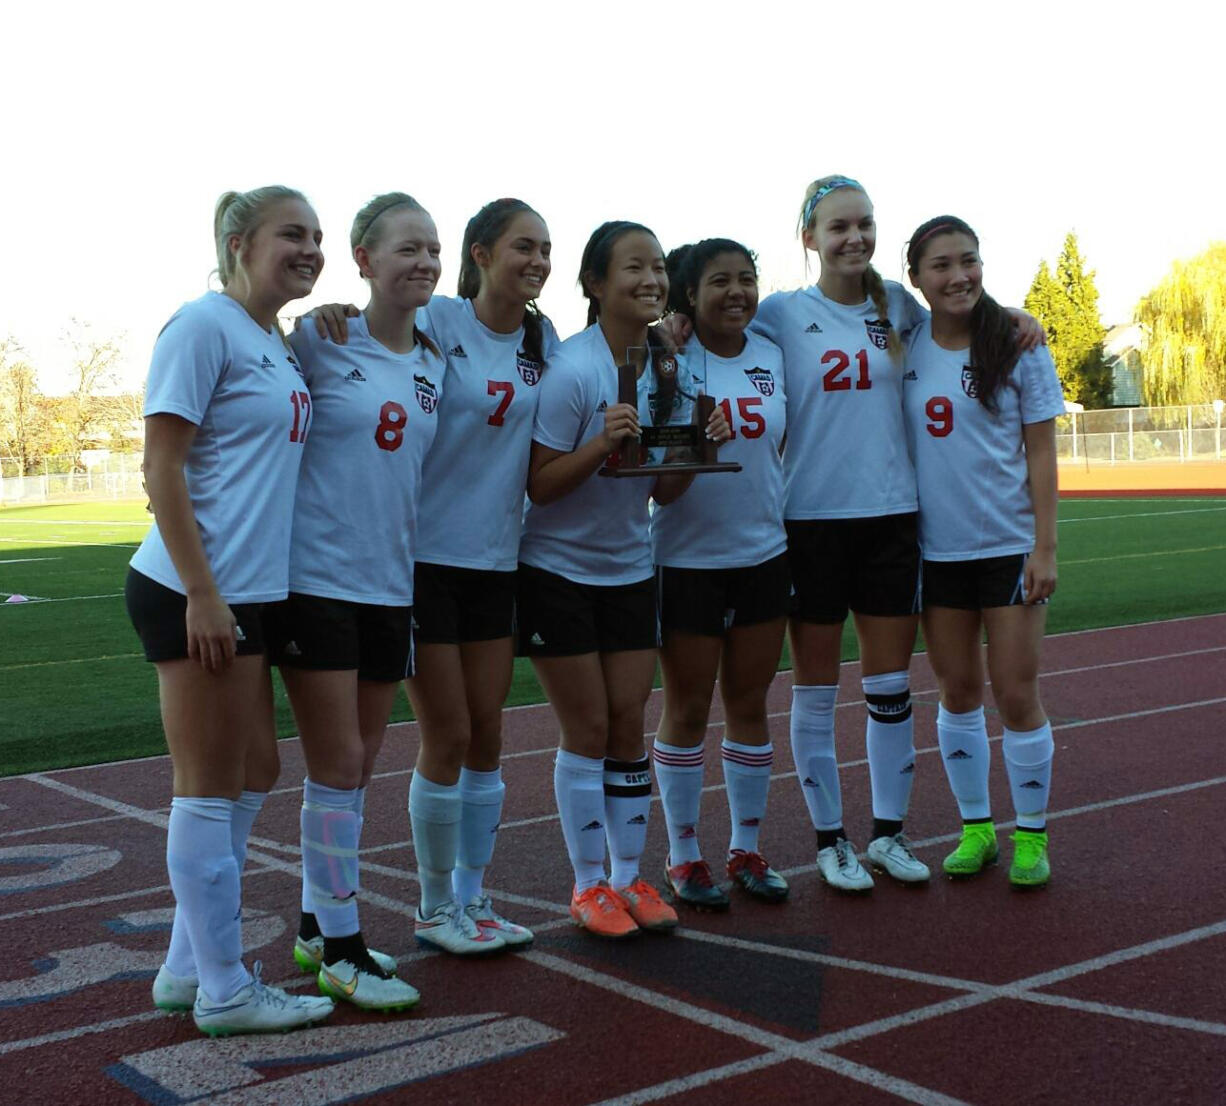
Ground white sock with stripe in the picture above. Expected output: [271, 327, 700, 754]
[653, 740, 705, 864]
[722, 739, 773, 855]
[408, 771, 461, 916]
[1003, 721, 1054, 830]
[166, 796, 249, 1002]
[604, 756, 652, 889]
[863, 671, 916, 826]
[554, 750, 607, 891]
[937, 705, 992, 820]
[453, 766, 505, 906]
[789, 684, 842, 831]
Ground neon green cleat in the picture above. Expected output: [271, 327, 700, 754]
[942, 822, 999, 877]
[1009, 829, 1050, 888]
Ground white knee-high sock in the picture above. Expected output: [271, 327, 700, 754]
[937, 705, 992, 821]
[166, 797, 249, 1002]
[453, 767, 505, 906]
[408, 771, 461, 916]
[653, 740, 705, 865]
[789, 684, 841, 831]
[1003, 722, 1054, 830]
[554, 750, 607, 891]
[301, 779, 360, 938]
[863, 671, 916, 824]
[604, 756, 652, 889]
[722, 739, 773, 855]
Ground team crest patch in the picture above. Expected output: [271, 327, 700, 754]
[744, 366, 775, 396]
[656, 355, 677, 378]
[865, 318, 891, 350]
[516, 353, 542, 386]
[414, 374, 439, 413]
[961, 366, 979, 399]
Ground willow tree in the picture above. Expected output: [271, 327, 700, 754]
[1135, 243, 1226, 406]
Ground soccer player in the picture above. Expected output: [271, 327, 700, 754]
[903, 215, 1061, 888]
[652, 239, 790, 910]
[518, 220, 727, 938]
[268, 191, 444, 1009]
[128, 186, 335, 1035]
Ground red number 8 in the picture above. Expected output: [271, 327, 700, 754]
[375, 400, 408, 452]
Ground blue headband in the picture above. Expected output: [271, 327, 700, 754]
[801, 177, 864, 229]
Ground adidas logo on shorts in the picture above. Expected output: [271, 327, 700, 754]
[234, 625, 246, 642]
[284, 641, 302, 656]
[805, 322, 822, 333]
[344, 367, 367, 382]
[448, 343, 468, 358]
[530, 632, 545, 646]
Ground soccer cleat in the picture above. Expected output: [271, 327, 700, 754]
[293, 935, 397, 976]
[570, 883, 640, 939]
[192, 961, 334, 1037]
[152, 963, 197, 1011]
[726, 849, 789, 903]
[318, 952, 421, 1012]
[867, 833, 931, 883]
[463, 895, 535, 949]
[942, 822, 1000, 878]
[665, 858, 731, 911]
[415, 900, 507, 956]
[615, 878, 679, 931]
[1009, 829, 1050, 888]
[817, 837, 875, 892]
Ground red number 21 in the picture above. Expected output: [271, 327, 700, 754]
[821, 349, 871, 392]
[487, 380, 514, 426]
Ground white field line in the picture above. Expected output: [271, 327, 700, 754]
[1059, 506, 1226, 523]
[0, 537, 137, 548]
[0, 557, 60, 564]
[1062, 544, 1226, 566]
[0, 592, 124, 604]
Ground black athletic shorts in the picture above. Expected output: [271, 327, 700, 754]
[125, 568, 268, 663]
[413, 562, 517, 644]
[657, 552, 790, 637]
[786, 513, 921, 624]
[264, 592, 415, 681]
[922, 554, 1038, 611]
[516, 563, 658, 657]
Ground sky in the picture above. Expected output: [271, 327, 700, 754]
[3, 0, 1224, 394]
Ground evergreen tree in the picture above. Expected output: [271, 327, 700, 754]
[1135, 243, 1226, 406]
[1023, 233, 1110, 407]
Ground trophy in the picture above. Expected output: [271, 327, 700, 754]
[599, 350, 741, 478]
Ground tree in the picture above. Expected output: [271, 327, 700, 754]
[1023, 233, 1111, 407]
[1135, 243, 1226, 407]
[0, 339, 51, 476]
[57, 321, 123, 471]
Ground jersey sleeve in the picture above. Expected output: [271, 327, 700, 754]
[533, 354, 591, 452]
[144, 303, 228, 425]
[540, 315, 562, 360]
[287, 324, 322, 386]
[893, 285, 929, 338]
[417, 296, 466, 349]
[749, 293, 785, 343]
[1016, 347, 1066, 424]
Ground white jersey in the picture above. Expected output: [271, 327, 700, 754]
[518, 325, 680, 586]
[753, 281, 927, 520]
[651, 331, 787, 568]
[415, 297, 559, 572]
[130, 292, 308, 604]
[902, 322, 1065, 561]
[286, 316, 443, 605]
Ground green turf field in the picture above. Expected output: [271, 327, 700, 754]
[2, 497, 1225, 776]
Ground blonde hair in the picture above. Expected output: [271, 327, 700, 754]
[797, 176, 901, 360]
[350, 192, 425, 252]
[213, 186, 307, 287]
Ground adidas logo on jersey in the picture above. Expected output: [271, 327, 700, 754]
[261, 354, 275, 367]
[529, 632, 545, 646]
[596, 400, 608, 412]
[903, 369, 917, 381]
[344, 368, 367, 382]
[805, 322, 823, 333]
[284, 641, 302, 656]
[448, 343, 468, 358]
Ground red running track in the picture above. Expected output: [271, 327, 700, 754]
[0, 614, 1223, 1105]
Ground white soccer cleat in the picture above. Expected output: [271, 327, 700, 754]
[817, 837, 875, 892]
[192, 962, 334, 1037]
[415, 899, 506, 956]
[293, 934, 397, 975]
[867, 833, 931, 883]
[317, 956, 421, 1012]
[463, 894, 535, 948]
[152, 963, 197, 1011]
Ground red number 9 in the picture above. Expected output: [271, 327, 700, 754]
[375, 400, 408, 452]
[925, 396, 953, 438]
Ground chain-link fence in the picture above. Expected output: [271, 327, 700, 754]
[0, 452, 145, 505]
[1056, 404, 1226, 463]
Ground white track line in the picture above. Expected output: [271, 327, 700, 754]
[584, 1054, 792, 1106]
